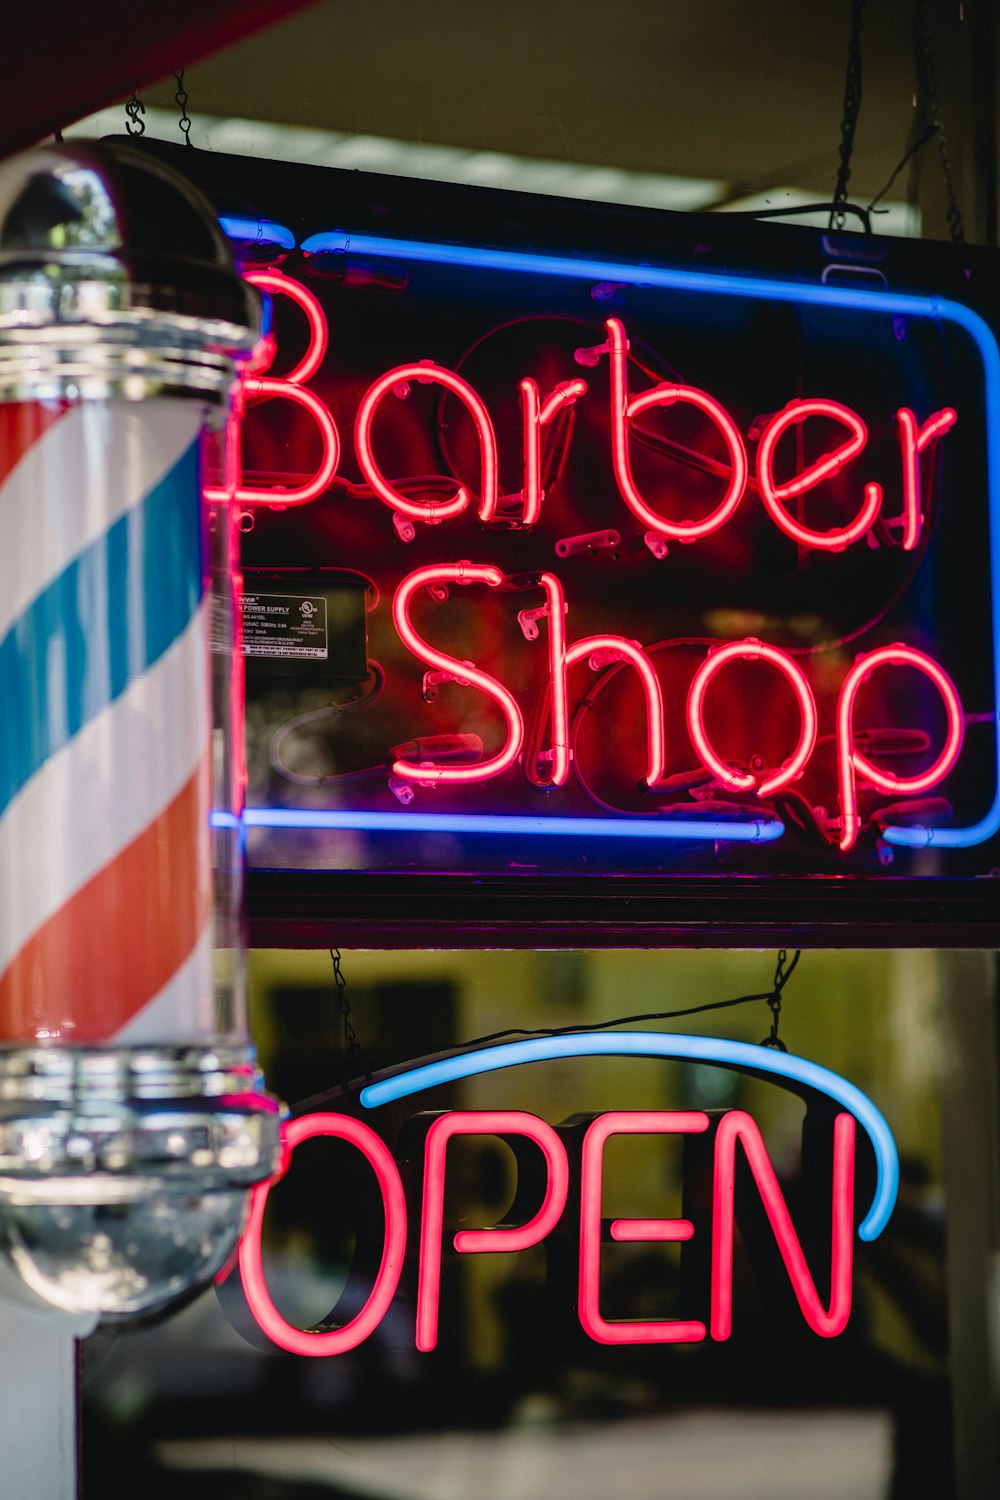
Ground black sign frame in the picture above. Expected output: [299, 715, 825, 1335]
[135, 139, 1000, 947]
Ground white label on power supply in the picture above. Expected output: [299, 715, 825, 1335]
[241, 592, 329, 659]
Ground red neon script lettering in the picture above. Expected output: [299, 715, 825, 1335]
[564, 635, 667, 786]
[605, 317, 748, 541]
[896, 407, 958, 551]
[836, 645, 965, 851]
[416, 1111, 569, 1352]
[686, 639, 818, 798]
[392, 564, 524, 783]
[207, 269, 340, 508]
[538, 572, 572, 786]
[535, 574, 666, 789]
[579, 1111, 709, 1345]
[756, 399, 881, 550]
[356, 363, 498, 523]
[711, 1111, 856, 1339]
[519, 377, 588, 526]
[238, 1114, 407, 1358]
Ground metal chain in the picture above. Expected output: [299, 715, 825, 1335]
[173, 69, 193, 147]
[331, 948, 363, 1082]
[125, 91, 146, 137]
[830, 0, 866, 232]
[759, 948, 799, 1051]
[916, 0, 965, 243]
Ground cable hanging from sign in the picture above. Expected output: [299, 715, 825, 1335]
[267, 663, 386, 786]
[297, 950, 804, 1103]
[867, 122, 938, 219]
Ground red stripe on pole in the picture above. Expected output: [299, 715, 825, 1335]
[0, 757, 211, 1042]
[0, 404, 69, 491]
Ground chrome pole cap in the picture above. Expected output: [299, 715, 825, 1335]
[0, 140, 260, 400]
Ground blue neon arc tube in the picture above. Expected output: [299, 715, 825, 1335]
[358, 1031, 899, 1243]
[292, 226, 1000, 852]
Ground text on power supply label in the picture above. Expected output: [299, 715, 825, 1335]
[242, 593, 328, 659]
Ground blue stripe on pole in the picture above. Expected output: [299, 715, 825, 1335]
[0, 441, 203, 820]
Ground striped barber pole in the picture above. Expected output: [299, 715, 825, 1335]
[0, 398, 217, 1045]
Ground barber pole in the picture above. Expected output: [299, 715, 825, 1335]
[0, 141, 281, 1321]
[0, 399, 212, 1044]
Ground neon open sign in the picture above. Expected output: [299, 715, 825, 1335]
[227, 204, 1000, 877]
[225, 1034, 898, 1356]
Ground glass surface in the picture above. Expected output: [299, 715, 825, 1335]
[0, 397, 246, 1045]
[232, 220, 999, 884]
[82, 948, 960, 1498]
[206, 411, 248, 1044]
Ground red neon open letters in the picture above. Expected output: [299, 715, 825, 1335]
[233, 1106, 858, 1356]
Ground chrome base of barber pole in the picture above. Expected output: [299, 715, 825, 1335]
[0, 1044, 281, 1318]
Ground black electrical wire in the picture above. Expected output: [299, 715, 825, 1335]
[868, 122, 939, 215]
[456, 955, 801, 1049]
[298, 951, 804, 1103]
[433, 313, 688, 493]
[435, 314, 601, 491]
[524, 636, 705, 798]
[772, 786, 836, 845]
[236, 466, 465, 503]
[628, 417, 765, 495]
[542, 618, 946, 830]
[429, 304, 946, 656]
[726, 201, 872, 234]
[268, 662, 385, 786]
[423, 304, 949, 630]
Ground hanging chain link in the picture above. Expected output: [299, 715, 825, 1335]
[916, 0, 965, 243]
[173, 69, 193, 147]
[331, 948, 364, 1082]
[830, 0, 866, 232]
[759, 948, 798, 1051]
[125, 90, 146, 137]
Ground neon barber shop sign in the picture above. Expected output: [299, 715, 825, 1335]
[223, 197, 1000, 881]
[223, 1035, 898, 1356]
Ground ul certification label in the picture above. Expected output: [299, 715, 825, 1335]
[242, 592, 328, 659]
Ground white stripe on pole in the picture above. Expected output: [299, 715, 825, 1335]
[0, 400, 203, 641]
[113, 921, 216, 1044]
[0, 605, 210, 976]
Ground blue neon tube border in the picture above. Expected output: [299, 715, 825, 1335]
[241, 806, 783, 842]
[359, 1031, 898, 1242]
[292, 227, 1000, 851]
[220, 216, 296, 251]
